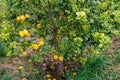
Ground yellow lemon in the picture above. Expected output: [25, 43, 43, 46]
[53, 78, 56, 80]
[17, 16, 21, 21]
[32, 44, 39, 50]
[22, 51, 27, 56]
[20, 15, 26, 21]
[53, 55, 58, 60]
[22, 78, 27, 80]
[64, 66, 68, 70]
[25, 14, 30, 18]
[23, 29, 29, 35]
[37, 23, 42, 29]
[40, 37, 44, 41]
[19, 31, 24, 37]
[59, 56, 64, 61]
[73, 72, 77, 76]
[39, 41, 44, 46]
[47, 78, 51, 80]
[26, 33, 31, 37]
[28, 59, 32, 63]
[18, 66, 24, 71]
[46, 74, 51, 78]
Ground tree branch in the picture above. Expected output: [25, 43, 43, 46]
[47, 0, 59, 49]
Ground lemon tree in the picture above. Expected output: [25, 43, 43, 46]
[1, 0, 120, 79]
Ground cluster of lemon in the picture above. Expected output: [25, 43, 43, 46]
[17, 14, 30, 22]
[19, 29, 31, 37]
[29, 37, 45, 50]
[53, 54, 64, 61]
[30, 44, 39, 50]
[46, 74, 56, 80]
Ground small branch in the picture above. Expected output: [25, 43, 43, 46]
[47, 0, 59, 49]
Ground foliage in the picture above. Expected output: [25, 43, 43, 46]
[0, 0, 120, 79]
[0, 68, 13, 80]
[115, 49, 120, 62]
[0, 39, 7, 57]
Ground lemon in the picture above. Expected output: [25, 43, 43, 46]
[58, 56, 64, 61]
[23, 29, 31, 37]
[64, 66, 68, 70]
[18, 66, 24, 71]
[28, 59, 32, 63]
[53, 55, 58, 60]
[39, 41, 44, 46]
[47, 78, 51, 80]
[23, 29, 29, 35]
[37, 23, 42, 29]
[53, 78, 56, 80]
[20, 15, 26, 21]
[17, 16, 21, 21]
[19, 31, 24, 37]
[22, 78, 27, 80]
[73, 72, 77, 76]
[46, 74, 51, 78]
[32, 44, 39, 50]
[22, 51, 27, 56]
[40, 37, 44, 41]
[25, 14, 30, 18]
[26, 33, 31, 37]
